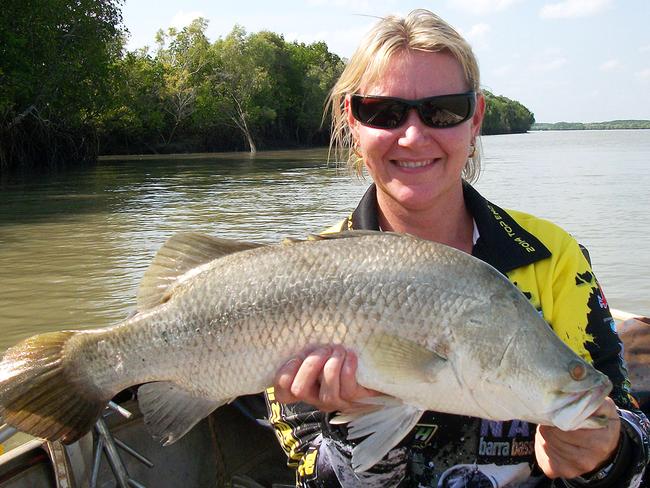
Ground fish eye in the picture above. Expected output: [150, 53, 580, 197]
[569, 360, 587, 381]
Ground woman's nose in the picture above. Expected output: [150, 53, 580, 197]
[397, 109, 431, 146]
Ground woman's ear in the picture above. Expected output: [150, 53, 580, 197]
[472, 92, 486, 138]
[344, 95, 359, 142]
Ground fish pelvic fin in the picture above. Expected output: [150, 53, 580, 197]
[138, 382, 223, 445]
[0, 331, 107, 443]
[137, 233, 264, 310]
[331, 397, 424, 472]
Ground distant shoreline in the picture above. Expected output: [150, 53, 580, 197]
[532, 120, 650, 131]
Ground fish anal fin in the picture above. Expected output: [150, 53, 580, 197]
[137, 382, 223, 445]
[331, 400, 424, 472]
[137, 233, 263, 311]
[361, 333, 448, 385]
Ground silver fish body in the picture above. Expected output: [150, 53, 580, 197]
[0, 231, 611, 471]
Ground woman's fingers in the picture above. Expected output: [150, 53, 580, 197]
[273, 347, 329, 404]
[289, 347, 331, 405]
[272, 346, 379, 411]
[535, 397, 621, 479]
[273, 355, 304, 403]
[319, 346, 346, 408]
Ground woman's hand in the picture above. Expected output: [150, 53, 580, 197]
[273, 345, 379, 412]
[535, 397, 621, 479]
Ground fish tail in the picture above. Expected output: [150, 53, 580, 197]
[0, 331, 108, 443]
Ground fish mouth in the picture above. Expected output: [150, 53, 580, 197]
[548, 378, 612, 431]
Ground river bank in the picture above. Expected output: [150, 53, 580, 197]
[532, 120, 650, 130]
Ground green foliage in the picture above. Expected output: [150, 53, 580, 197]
[0, 0, 125, 173]
[481, 91, 535, 135]
[532, 120, 650, 130]
[1, 5, 541, 173]
[99, 21, 344, 155]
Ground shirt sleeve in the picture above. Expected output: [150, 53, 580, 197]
[549, 239, 650, 487]
[264, 387, 326, 481]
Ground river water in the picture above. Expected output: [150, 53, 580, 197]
[0, 130, 648, 353]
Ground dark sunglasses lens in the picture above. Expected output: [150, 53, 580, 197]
[353, 98, 406, 128]
[419, 95, 474, 127]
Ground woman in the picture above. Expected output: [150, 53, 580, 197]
[266, 9, 649, 487]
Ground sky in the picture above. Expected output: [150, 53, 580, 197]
[122, 0, 650, 123]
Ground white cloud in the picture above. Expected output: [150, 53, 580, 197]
[491, 65, 513, 77]
[307, 0, 373, 8]
[461, 23, 491, 50]
[285, 25, 371, 58]
[449, 0, 522, 15]
[640, 45, 650, 53]
[540, 0, 613, 19]
[599, 59, 620, 71]
[170, 10, 206, 29]
[636, 68, 650, 80]
[465, 23, 491, 38]
[530, 57, 568, 72]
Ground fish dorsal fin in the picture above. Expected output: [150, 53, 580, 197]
[308, 230, 400, 241]
[138, 382, 225, 446]
[281, 230, 405, 246]
[137, 233, 263, 310]
[331, 397, 424, 472]
[361, 333, 448, 384]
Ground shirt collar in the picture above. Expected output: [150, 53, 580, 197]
[350, 182, 551, 274]
[462, 182, 551, 273]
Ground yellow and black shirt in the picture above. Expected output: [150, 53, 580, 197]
[265, 183, 650, 488]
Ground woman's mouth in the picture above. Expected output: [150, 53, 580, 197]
[392, 159, 436, 168]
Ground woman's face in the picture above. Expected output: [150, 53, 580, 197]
[346, 50, 484, 214]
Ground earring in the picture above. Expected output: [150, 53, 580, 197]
[352, 137, 363, 157]
[468, 141, 476, 159]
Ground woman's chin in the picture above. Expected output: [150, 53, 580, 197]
[381, 185, 438, 210]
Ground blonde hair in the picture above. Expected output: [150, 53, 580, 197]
[328, 9, 482, 182]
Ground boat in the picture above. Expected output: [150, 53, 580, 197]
[0, 393, 295, 488]
[1, 310, 648, 488]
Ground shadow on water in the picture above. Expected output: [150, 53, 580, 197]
[2, 132, 650, 353]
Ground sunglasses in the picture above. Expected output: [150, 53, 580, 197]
[350, 91, 476, 129]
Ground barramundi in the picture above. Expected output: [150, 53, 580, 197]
[0, 231, 612, 471]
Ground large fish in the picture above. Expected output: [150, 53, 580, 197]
[0, 231, 611, 471]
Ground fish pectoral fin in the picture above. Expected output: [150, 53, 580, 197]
[138, 382, 223, 446]
[331, 400, 424, 472]
[363, 333, 448, 384]
[137, 233, 263, 310]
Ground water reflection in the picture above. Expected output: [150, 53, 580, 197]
[0, 149, 368, 352]
[1, 134, 649, 353]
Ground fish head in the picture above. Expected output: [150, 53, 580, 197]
[464, 285, 612, 429]
[545, 369, 612, 430]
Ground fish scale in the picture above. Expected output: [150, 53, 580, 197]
[0, 231, 612, 471]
